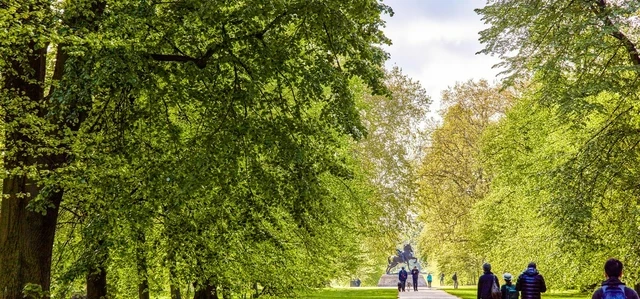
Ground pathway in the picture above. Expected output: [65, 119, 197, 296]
[398, 287, 461, 299]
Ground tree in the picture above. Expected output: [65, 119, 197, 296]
[1, 0, 392, 296]
[350, 67, 431, 283]
[476, 0, 640, 288]
[415, 80, 513, 282]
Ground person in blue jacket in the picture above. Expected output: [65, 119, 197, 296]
[427, 273, 433, 288]
[398, 267, 408, 292]
[515, 262, 546, 299]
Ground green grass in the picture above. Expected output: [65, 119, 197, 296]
[302, 287, 397, 298]
[441, 286, 589, 299]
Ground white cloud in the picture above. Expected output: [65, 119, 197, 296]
[380, 1, 503, 117]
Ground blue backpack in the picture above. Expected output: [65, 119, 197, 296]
[602, 285, 627, 299]
[504, 284, 518, 299]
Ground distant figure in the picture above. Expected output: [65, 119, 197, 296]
[591, 258, 639, 299]
[399, 266, 408, 292]
[478, 263, 500, 299]
[427, 273, 433, 288]
[440, 273, 445, 286]
[453, 272, 459, 289]
[411, 266, 420, 291]
[501, 273, 518, 299]
[516, 262, 546, 299]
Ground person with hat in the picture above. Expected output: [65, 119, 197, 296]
[478, 263, 500, 299]
[501, 273, 518, 299]
[515, 262, 546, 299]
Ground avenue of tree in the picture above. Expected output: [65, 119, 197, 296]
[417, 0, 640, 291]
[6, 0, 640, 298]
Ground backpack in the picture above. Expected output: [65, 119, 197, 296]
[491, 275, 502, 299]
[602, 285, 627, 299]
[505, 284, 518, 299]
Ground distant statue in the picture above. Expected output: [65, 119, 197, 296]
[386, 244, 419, 274]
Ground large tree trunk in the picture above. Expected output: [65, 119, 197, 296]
[0, 182, 62, 298]
[0, 1, 103, 296]
[0, 37, 61, 297]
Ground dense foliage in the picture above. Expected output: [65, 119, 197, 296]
[0, 0, 430, 298]
[416, 0, 640, 291]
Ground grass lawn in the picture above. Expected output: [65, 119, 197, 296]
[302, 287, 397, 298]
[441, 286, 589, 299]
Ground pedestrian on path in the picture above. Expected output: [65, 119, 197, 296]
[440, 273, 445, 286]
[453, 272, 458, 289]
[427, 273, 433, 288]
[591, 258, 639, 299]
[399, 266, 408, 292]
[478, 263, 500, 299]
[515, 262, 546, 299]
[501, 273, 518, 299]
[411, 266, 420, 291]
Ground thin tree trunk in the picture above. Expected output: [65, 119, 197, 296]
[87, 267, 107, 299]
[170, 284, 182, 299]
[135, 229, 150, 299]
[168, 250, 181, 299]
[193, 283, 217, 299]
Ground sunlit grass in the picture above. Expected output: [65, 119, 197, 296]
[441, 286, 589, 299]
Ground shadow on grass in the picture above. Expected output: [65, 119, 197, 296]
[302, 287, 397, 298]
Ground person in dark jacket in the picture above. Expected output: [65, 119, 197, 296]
[592, 258, 640, 299]
[453, 272, 459, 289]
[478, 263, 500, 299]
[501, 273, 518, 299]
[516, 262, 546, 299]
[411, 267, 420, 291]
[399, 267, 408, 292]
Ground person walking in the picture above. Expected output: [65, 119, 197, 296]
[516, 262, 546, 299]
[453, 272, 459, 289]
[411, 266, 420, 291]
[501, 273, 518, 299]
[427, 273, 433, 288]
[440, 273, 445, 286]
[399, 267, 408, 292]
[591, 258, 640, 299]
[478, 263, 500, 299]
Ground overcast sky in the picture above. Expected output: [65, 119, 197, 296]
[381, 0, 502, 115]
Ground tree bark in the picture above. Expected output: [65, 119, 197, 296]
[170, 284, 182, 299]
[0, 0, 105, 296]
[86, 267, 107, 299]
[193, 283, 217, 299]
[168, 250, 182, 299]
[135, 230, 150, 299]
[0, 36, 62, 297]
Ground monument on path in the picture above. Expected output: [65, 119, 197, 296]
[377, 244, 428, 287]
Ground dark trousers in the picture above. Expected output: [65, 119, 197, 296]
[413, 278, 418, 291]
[400, 280, 406, 291]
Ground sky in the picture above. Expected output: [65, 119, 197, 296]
[380, 0, 502, 115]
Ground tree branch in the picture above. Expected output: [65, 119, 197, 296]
[593, 0, 640, 66]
